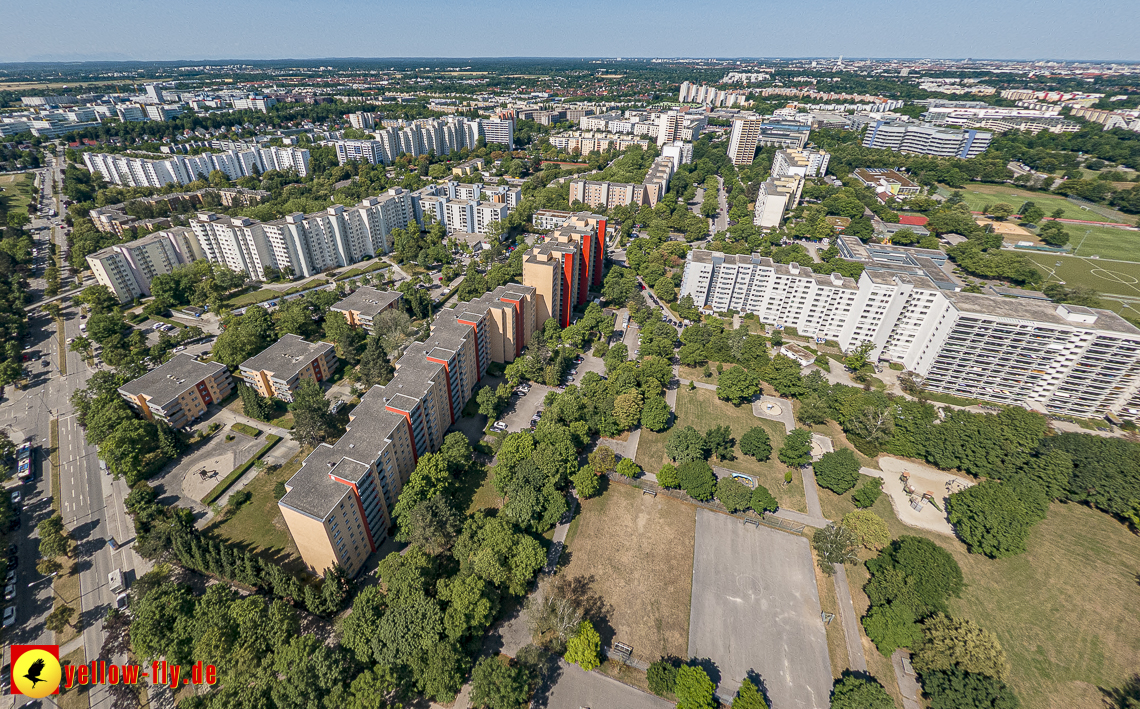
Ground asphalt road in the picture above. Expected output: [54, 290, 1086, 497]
[687, 509, 832, 708]
[537, 662, 672, 709]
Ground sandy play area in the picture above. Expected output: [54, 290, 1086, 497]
[860, 456, 974, 536]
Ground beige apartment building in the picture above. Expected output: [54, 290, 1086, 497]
[118, 355, 234, 428]
[330, 287, 403, 332]
[239, 334, 339, 402]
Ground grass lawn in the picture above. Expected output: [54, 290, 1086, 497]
[0, 172, 35, 215]
[231, 422, 262, 438]
[225, 288, 279, 308]
[560, 482, 695, 663]
[815, 471, 1140, 709]
[53, 554, 82, 645]
[205, 449, 306, 575]
[1019, 252, 1140, 299]
[638, 387, 807, 513]
[942, 183, 1135, 224]
[1062, 224, 1140, 261]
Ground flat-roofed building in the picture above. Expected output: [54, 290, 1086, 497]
[330, 287, 403, 332]
[523, 241, 581, 329]
[852, 168, 921, 199]
[118, 355, 233, 428]
[862, 121, 991, 159]
[753, 175, 803, 228]
[239, 334, 338, 402]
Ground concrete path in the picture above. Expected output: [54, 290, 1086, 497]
[832, 564, 868, 673]
[772, 508, 830, 529]
[801, 466, 824, 519]
[752, 395, 796, 433]
[677, 377, 717, 392]
[891, 649, 923, 709]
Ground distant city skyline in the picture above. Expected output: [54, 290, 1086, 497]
[4, 0, 1139, 63]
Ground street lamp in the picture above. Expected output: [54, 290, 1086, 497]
[27, 572, 65, 602]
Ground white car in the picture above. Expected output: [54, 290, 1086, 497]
[490, 421, 507, 432]
[9, 491, 21, 506]
[3, 583, 14, 601]
[115, 593, 129, 610]
[2, 606, 15, 627]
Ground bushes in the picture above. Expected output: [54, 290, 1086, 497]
[739, 426, 772, 462]
[829, 675, 895, 709]
[616, 458, 640, 479]
[647, 657, 680, 696]
[572, 467, 601, 499]
[947, 480, 1042, 558]
[920, 668, 1021, 709]
[852, 478, 884, 508]
[842, 510, 889, 550]
[912, 613, 1012, 682]
[564, 620, 601, 671]
[657, 463, 680, 488]
[201, 435, 282, 505]
[678, 460, 716, 501]
[814, 448, 861, 494]
[715, 476, 752, 513]
[862, 602, 923, 656]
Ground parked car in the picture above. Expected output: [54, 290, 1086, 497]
[490, 421, 507, 432]
[2, 606, 15, 627]
[10, 491, 21, 506]
[3, 583, 14, 601]
[115, 593, 129, 610]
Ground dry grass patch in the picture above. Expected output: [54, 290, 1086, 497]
[59, 645, 90, 709]
[559, 482, 695, 663]
[812, 548, 848, 680]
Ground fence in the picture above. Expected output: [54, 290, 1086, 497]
[604, 472, 806, 535]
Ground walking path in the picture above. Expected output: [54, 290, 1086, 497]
[891, 649, 923, 709]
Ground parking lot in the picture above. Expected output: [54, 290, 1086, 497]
[687, 509, 832, 707]
[496, 382, 552, 433]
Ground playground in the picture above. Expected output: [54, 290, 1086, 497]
[859, 457, 973, 536]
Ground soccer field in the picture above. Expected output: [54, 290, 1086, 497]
[1021, 251, 1140, 300]
[1065, 224, 1140, 262]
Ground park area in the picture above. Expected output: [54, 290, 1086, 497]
[941, 183, 1135, 224]
[0, 172, 36, 215]
[636, 387, 807, 513]
[560, 482, 695, 664]
[204, 449, 307, 575]
[814, 469, 1140, 709]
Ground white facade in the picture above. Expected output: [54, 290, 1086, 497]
[679, 250, 1140, 420]
[87, 228, 199, 302]
[83, 147, 310, 188]
[862, 121, 992, 158]
[753, 176, 803, 228]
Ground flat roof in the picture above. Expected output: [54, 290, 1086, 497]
[947, 292, 1140, 336]
[118, 354, 228, 408]
[239, 334, 334, 378]
[330, 286, 401, 318]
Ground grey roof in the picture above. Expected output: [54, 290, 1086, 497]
[687, 250, 859, 290]
[118, 355, 228, 409]
[280, 386, 410, 519]
[946, 292, 1140, 336]
[239, 334, 334, 378]
[330, 287, 402, 318]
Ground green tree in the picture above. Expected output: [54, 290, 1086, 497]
[733, 679, 769, 709]
[45, 605, 76, 633]
[1018, 201, 1045, 225]
[829, 675, 895, 709]
[862, 602, 923, 656]
[751, 485, 779, 514]
[654, 276, 677, 303]
[843, 341, 875, 377]
[675, 665, 716, 709]
[704, 425, 735, 461]
[616, 458, 640, 479]
[678, 460, 716, 501]
[571, 467, 600, 499]
[647, 658, 679, 696]
[290, 378, 331, 448]
[778, 429, 813, 468]
[813, 524, 858, 574]
[716, 476, 753, 513]
[842, 510, 889, 550]
[213, 306, 276, 367]
[739, 426, 772, 462]
[666, 425, 708, 463]
[237, 381, 272, 421]
[323, 311, 366, 365]
[852, 478, 884, 508]
[912, 614, 1011, 682]
[640, 396, 672, 432]
[657, 463, 680, 489]
[564, 620, 601, 671]
[358, 334, 395, 388]
[985, 203, 1015, 220]
[814, 448, 861, 494]
[947, 481, 1036, 558]
[37, 514, 72, 559]
[470, 655, 532, 709]
[920, 669, 1021, 709]
[588, 445, 616, 474]
[717, 366, 761, 405]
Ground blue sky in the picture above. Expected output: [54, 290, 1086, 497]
[4, 0, 1138, 63]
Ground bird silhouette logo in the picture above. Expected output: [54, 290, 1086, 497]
[11, 645, 62, 698]
[24, 658, 46, 687]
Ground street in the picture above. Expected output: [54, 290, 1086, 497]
[2, 152, 151, 709]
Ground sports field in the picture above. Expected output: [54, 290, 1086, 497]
[1020, 252, 1140, 298]
[940, 183, 1134, 224]
[0, 172, 36, 215]
[1062, 224, 1140, 261]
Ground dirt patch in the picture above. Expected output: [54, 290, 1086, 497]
[560, 483, 695, 663]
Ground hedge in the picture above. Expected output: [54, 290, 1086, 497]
[201, 434, 281, 505]
[231, 422, 262, 438]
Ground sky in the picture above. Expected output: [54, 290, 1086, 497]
[3, 0, 1139, 63]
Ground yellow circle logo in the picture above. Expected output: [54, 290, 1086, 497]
[13, 648, 62, 698]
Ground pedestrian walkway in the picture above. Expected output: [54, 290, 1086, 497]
[891, 649, 923, 709]
[832, 564, 868, 673]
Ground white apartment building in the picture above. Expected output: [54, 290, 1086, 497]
[728, 118, 764, 166]
[83, 147, 310, 187]
[753, 176, 803, 228]
[330, 117, 510, 165]
[772, 148, 830, 179]
[862, 121, 991, 159]
[679, 250, 1140, 420]
[662, 141, 694, 166]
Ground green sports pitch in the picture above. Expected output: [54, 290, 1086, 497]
[1020, 252, 1140, 300]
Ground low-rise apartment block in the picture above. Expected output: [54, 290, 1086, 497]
[568, 155, 674, 210]
[239, 334, 339, 402]
[548, 131, 650, 153]
[679, 249, 1140, 421]
[118, 355, 234, 428]
[330, 287, 403, 332]
[852, 168, 921, 200]
[279, 284, 540, 576]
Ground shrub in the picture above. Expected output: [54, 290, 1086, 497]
[751, 484, 779, 514]
[852, 478, 884, 508]
[842, 509, 890, 550]
[616, 458, 641, 479]
[564, 620, 601, 671]
[647, 657, 680, 696]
